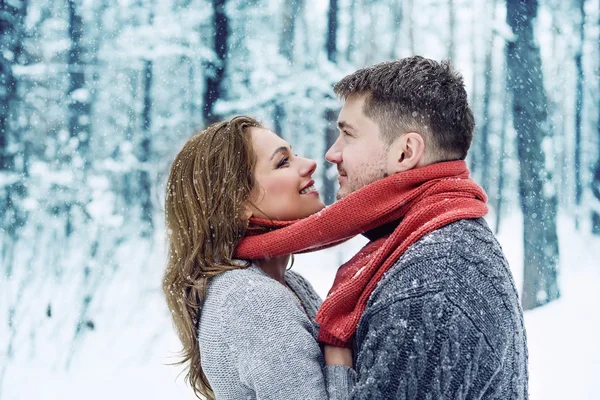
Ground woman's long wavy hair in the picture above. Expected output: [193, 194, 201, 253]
[163, 116, 261, 399]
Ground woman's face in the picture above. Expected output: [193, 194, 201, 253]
[248, 127, 325, 220]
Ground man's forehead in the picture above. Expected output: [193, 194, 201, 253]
[342, 94, 367, 113]
[338, 100, 366, 127]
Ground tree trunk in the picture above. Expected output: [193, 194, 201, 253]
[363, 7, 379, 65]
[139, 58, 153, 236]
[0, 0, 26, 172]
[0, 0, 28, 276]
[593, 0, 600, 235]
[506, 0, 560, 310]
[346, 0, 356, 61]
[274, 0, 302, 139]
[468, 1, 479, 176]
[323, 0, 339, 205]
[495, 44, 509, 235]
[67, 0, 91, 169]
[324, 109, 338, 205]
[406, 0, 415, 55]
[574, 0, 584, 229]
[187, 56, 198, 128]
[479, 0, 497, 195]
[279, 0, 301, 62]
[203, 0, 228, 124]
[593, 161, 600, 234]
[389, 0, 403, 59]
[326, 0, 338, 63]
[448, 0, 455, 61]
[549, 18, 568, 208]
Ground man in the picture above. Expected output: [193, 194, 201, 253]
[323, 56, 528, 398]
[235, 56, 528, 399]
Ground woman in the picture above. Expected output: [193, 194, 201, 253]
[163, 116, 355, 400]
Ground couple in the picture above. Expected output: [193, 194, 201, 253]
[163, 56, 528, 399]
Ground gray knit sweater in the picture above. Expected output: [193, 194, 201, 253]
[198, 264, 356, 399]
[351, 218, 528, 399]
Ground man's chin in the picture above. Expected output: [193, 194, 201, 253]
[335, 189, 349, 201]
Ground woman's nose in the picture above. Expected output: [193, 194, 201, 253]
[299, 157, 317, 177]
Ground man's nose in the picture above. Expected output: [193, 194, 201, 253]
[325, 137, 342, 164]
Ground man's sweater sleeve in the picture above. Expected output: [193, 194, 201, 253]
[221, 280, 356, 400]
[351, 288, 505, 399]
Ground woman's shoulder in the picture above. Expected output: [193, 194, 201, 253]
[210, 263, 268, 285]
[208, 264, 294, 305]
[211, 263, 279, 285]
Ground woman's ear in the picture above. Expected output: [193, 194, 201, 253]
[242, 203, 253, 220]
[387, 132, 426, 174]
[243, 186, 263, 220]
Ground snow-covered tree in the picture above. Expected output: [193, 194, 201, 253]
[0, 0, 28, 278]
[506, 0, 560, 310]
[593, 0, 600, 234]
[4, 1, 600, 393]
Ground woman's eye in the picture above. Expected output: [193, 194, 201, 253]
[276, 157, 289, 168]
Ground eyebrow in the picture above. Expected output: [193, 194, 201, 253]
[337, 121, 356, 131]
[269, 145, 291, 161]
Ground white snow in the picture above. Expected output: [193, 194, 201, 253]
[70, 88, 90, 103]
[3, 0, 597, 398]
[0, 173, 20, 188]
[2, 212, 599, 399]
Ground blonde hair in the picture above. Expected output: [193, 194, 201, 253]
[163, 116, 261, 399]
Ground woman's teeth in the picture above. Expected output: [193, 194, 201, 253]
[300, 184, 316, 194]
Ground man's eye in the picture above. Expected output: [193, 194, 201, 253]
[276, 157, 289, 168]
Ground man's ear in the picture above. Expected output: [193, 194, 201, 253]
[387, 132, 426, 174]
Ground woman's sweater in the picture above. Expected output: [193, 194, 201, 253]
[198, 264, 356, 399]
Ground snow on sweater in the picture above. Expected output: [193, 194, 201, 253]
[198, 264, 356, 399]
[351, 218, 528, 399]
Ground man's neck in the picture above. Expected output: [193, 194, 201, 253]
[362, 219, 402, 241]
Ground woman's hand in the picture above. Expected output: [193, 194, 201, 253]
[323, 344, 353, 367]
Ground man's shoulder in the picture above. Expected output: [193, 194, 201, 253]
[383, 217, 504, 279]
[366, 217, 515, 311]
[353, 220, 527, 399]
[406, 217, 501, 256]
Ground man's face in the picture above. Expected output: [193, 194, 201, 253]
[325, 94, 390, 200]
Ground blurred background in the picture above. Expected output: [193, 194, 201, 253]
[0, 0, 599, 398]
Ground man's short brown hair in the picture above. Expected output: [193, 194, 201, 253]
[334, 56, 475, 161]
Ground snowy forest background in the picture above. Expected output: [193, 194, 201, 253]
[1, 0, 599, 398]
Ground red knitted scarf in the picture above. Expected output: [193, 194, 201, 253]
[234, 160, 488, 347]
